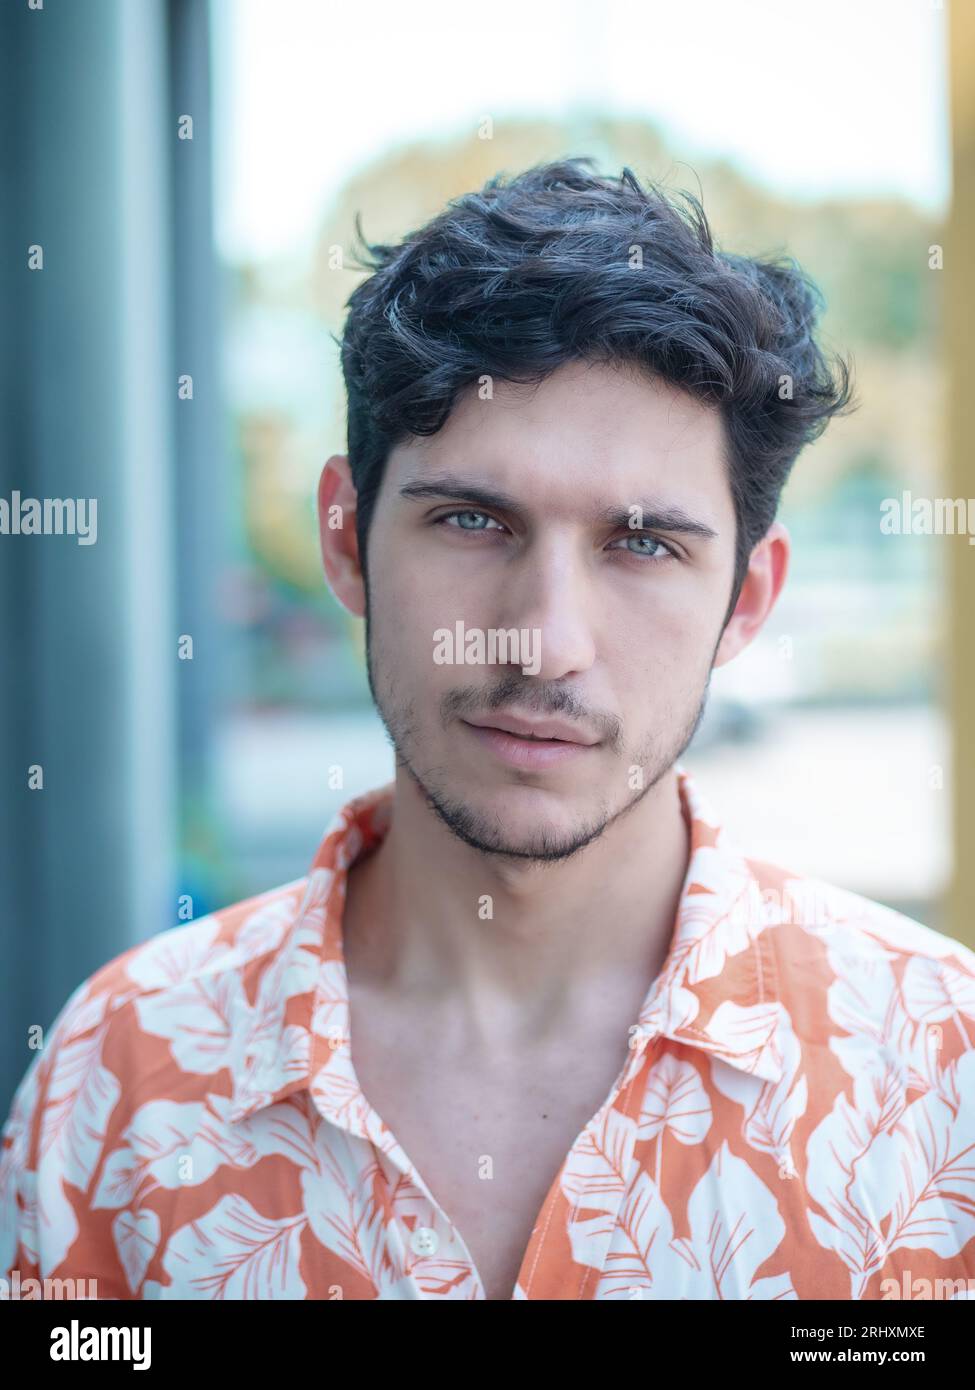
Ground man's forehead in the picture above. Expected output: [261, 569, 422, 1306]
[394, 363, 725, 462]
[386, 365, 730, 530]
[470, 360, 716, 424]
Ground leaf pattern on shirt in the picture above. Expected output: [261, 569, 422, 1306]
[3, 766, 975, 1299]
[709, 1004, 808, 1169]
[594, 1143, 796, 1299]
[162, 1193, 308, 1299]
[638, 1053, 713, 1146]
[805, 1048, 975, 1298]
[114, 1208, 161, 1295]
[92, 1096, 263, 1210]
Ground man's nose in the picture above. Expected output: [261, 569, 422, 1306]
[495, 540, 598, 680]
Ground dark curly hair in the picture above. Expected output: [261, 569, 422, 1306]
[338, 156, 856, 622]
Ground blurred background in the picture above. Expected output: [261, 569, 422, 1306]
[2, 0, 973, 1116]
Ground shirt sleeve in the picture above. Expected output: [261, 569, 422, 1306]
[0, 975, 106, 1292]
[1, 1029, 51, 1285]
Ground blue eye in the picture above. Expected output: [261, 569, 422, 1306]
[609, 533, 676, 561]
[432, 511, 678, 562]
[436, 509, 503, 532]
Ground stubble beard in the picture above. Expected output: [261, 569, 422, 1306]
[361, 579, 711, 864]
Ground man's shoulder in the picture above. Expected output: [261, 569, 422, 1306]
[2, 873, 317, 1155]
[85, 875, 311, 1013]
[37, 875, 313, 1069]
[0, 871, 325, 1282]
[744, 851, 975, 991]
[735, 855, 975, 1100]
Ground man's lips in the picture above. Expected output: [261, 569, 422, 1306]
[461, 713, 599, 745]
[460, 718, 600, 770]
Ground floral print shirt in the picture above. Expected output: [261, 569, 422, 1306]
[2, 765, 975, 1300]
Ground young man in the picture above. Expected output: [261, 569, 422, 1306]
[3, 159, 974, 1302]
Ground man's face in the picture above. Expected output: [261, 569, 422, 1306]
[358, 359, 738, 862]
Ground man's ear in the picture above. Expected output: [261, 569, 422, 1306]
[317, 454, 367, 618]
[712, 521, 790, 668]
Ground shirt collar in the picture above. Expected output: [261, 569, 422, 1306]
[227, 763, 784, 1125]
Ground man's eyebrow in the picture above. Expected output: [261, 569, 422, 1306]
[398, 476, 719, 539]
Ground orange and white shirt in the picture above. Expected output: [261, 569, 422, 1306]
[3, 765, 975, 1300]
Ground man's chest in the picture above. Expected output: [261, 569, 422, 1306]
[348, 1025, 633, 1300]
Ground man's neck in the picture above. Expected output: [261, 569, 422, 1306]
[341, 765, 691, 1050]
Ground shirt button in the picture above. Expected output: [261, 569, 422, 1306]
[410, 1226, 439, 1257]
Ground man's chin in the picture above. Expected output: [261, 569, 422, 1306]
[419, 783, 616, 863]
[440, 819, 602, 864]
[457, 781, 589, 826]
